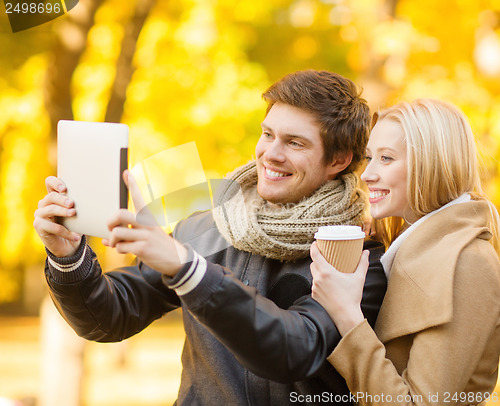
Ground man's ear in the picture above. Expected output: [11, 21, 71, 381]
[327, 151, 353, 179]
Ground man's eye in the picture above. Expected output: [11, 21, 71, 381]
[289, 141, 302, 147]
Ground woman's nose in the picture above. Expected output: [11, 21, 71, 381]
[361, 161, 377, 183]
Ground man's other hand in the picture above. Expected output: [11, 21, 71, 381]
[102, 170, 188, 277]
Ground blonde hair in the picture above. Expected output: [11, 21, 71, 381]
[371, 99, 500, 254]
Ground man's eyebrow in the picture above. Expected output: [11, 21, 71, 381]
[283, 134, 312, 143]
[260, 123, 311, 142]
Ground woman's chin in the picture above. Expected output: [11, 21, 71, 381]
[369, 210, 382, 219]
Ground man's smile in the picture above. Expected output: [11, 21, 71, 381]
[264, 166, 292, 179]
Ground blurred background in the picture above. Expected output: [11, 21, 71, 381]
[1, 0, 500, 404]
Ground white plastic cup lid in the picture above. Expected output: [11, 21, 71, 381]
[314, 225, 365, 240]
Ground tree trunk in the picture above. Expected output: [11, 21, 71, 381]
[105, 0, 157, 123]
[44, 0, 106, 141]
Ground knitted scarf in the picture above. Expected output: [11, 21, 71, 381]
[212, 161, 367, 261]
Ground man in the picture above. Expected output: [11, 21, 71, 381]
[34, 70, 387, 405]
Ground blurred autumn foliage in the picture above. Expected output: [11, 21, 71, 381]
[1, 0, 500, 308]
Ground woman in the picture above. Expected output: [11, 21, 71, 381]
[310, 99, 500, 406]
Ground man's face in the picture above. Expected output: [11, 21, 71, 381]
[255, 102, 343, 205]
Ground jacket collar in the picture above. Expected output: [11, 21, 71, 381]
[375, 200, 492, 343]
[380, 194, 471, 278]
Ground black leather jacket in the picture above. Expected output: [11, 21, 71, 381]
[46, 211, 387, 405]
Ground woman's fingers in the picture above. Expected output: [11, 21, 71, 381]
[310, 241, 343, 275]
[310, 242, 330, 267]
[354, 250, 370, 278]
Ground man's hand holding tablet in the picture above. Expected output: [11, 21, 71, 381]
[103, 170, 189, 277]
[34, 176, 82, 258]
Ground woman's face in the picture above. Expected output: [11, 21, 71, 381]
[361, 119, 415, 221]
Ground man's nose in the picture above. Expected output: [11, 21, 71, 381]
[263, 140, 286, 162]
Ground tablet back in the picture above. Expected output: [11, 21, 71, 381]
[57, 120, 129, 238]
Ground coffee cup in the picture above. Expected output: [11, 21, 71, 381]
[314, 225, 365, 273]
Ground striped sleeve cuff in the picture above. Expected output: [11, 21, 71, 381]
[169, 252, 207, 296]
[47, 245, 87, 273]
[45, 236, 93, 284]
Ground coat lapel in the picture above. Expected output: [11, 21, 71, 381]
[375, 201, 492, 343]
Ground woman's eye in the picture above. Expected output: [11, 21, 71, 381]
[381, 155, 393, 162]
[365, 155, 372, 162]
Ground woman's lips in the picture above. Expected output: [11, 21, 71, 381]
[368, 189, 389, 203]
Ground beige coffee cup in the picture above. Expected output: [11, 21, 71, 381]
[314, 225, 365, 273]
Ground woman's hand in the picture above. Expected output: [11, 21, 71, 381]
[103, 170, 188, 277]
[310, 242, 370, 336]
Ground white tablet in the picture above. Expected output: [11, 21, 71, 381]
[57, 120, 129, 239]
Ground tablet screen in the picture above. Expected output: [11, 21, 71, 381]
[57, 120, 129, 238]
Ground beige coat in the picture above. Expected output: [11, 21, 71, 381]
[328, 201, 500, 406]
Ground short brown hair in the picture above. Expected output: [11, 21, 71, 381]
[262, 70, 370, 174]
